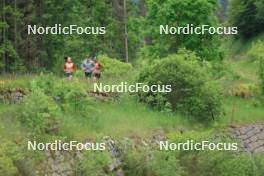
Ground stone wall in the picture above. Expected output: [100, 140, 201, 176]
[0, 89, 25, 104]
[231, 124, 264, 153]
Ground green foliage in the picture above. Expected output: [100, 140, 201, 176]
[0, 141, 18, 176]
[146, 151, 185, 176]
[74, 70, 84, 78]
[180, 150, 257, 176]
[123, 149, 147, 176]
[123, 130, 258, 176]
[248, 41, 264, 96]
[31, 74, 95, 116]
[255, 154, 264, 175]
[248, 40, 264, 61]
[218, 154, 256, 176]
[138, 49, 223, 121]
[1, 0, 143, 72]
[259, 56, 264, 96]
[75, 151, 111, 176]
[30, 73, 56, 94]
[229, 0, 264, 39]
[99, 55, 133, 78]
[168, 131, 257, 176]
[143, 0, 222, 60]
[123, 147, 184, 176]
[18, 89, 61, 135]
[63, 84, 95, 116]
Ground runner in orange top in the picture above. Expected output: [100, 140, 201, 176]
[93, 59, 103, 81]
[64, 57, 77, 80]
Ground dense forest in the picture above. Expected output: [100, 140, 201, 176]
[1, 0, 263, 70]
[1, 0, 264, 175]
[1, 0, 146, 72]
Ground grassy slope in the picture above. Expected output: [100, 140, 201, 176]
[218, 34, 264, 125]
[1, 35, 264, 141]
[60, 95, 191, 139]
[223, 34, 264, 84]
[59, 34, 264, 139]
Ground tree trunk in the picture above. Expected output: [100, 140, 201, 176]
[123, 0, 128, 63]
[14, 0, 17, 51]
[36, 0, 44, 67]
[2, 0, 6, 73]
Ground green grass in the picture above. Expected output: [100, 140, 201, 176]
[225, 59, 258, 83]
[0, 104, 27, 147]
[0, 74, 33, 90]
[220, 97, 264, 125]
[60, 95, 190, 140]
[1, 74, 264, 141]
[59, 96, 264, 141]
[1, 43, 264, 141]
[223, 33, 264, 57]
[217, 35, 264, 126]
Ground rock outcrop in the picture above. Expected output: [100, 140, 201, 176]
[0, 89, 26, 104]
[231, 124, 264, 153]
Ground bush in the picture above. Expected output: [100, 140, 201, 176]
[30, 73, 56, 94]
[255, 154, 264, 175]
[99, 55, 133, 78]
[146, 151, 185, 176]
[123, 147, 184, 176]
[63, 86, 95, 116]
[169, 131, 257, 176]
[0, 141, 19, 176]
[123, 131, 257, 176]
[18, 89, 61, 135]
[248, 41, 264, 61]
[259, 57, 264, 96]
[248, 41, 264, 96]
[75, 151, 111, 176]
[137, 49, 223, 121]
[228, 84, 254, 98]
[179, 149, 257, 176]
[31, 75, 95, 118]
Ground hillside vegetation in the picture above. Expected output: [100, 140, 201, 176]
[1, 0, 264, 175]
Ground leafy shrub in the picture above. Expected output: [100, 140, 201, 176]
[218, 154, 257, 176]
[123, 147, 184, 176]
[146, 151, 185, 176]
[31, 74, 95, 119]
[30, 73, 56, 94]
[255, 154, 264, 175]
[123, 148, 148, 176]
[123, 131, 258, 176]
[75, 151, 111, 176]
[248, 41, 264, 61]
[169, 131, 257, 176]
[258, 52, 264, 96]
[228, 84, 255, 98]
[179, 150, 257, 176]
[0, 141, 19, 176]
[138, 49, 223, 121]
[248, 41, 264, 96]
[99, 55, 133, 78]
[18, 89, 61, 135]
[51, 79, 95, 115]
[63, 86, 95, 115]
